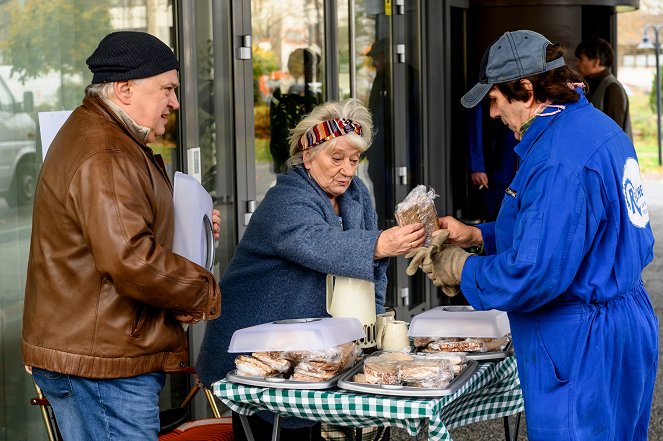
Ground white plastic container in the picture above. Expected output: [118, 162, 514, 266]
[408, 306, 510, 338]
[228, 317, 365, 353]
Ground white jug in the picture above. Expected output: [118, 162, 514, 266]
[326, 275, 377, 348]
[379, 320, 411, 352]
[375, 312, 395, 350]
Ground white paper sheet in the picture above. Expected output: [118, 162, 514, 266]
[38, 110, 73, 160]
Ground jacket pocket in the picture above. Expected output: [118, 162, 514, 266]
[130, 303, 146, 337]
[535, 310, 590, 383]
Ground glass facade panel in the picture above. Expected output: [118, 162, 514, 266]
[251, 0, 325, 205]
[0, 1, 181, 439]
[401, 0, 425, 312]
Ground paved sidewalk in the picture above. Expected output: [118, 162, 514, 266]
[393, 173, 663, 441]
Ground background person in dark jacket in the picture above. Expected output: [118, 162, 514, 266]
[22, 32, 221, 441]
[197, 98, 425, 439]
[575, 37, 632, 139]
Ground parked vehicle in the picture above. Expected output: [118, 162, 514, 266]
[0, 74, 36, 207]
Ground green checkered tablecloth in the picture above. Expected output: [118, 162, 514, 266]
[211, 356, 523, 441]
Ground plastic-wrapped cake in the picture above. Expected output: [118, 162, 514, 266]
[394, 185, 439, 246]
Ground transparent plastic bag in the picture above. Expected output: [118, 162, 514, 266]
[394, 185, 439, 246]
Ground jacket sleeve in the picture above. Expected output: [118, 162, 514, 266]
[467, 104, 486, 173]
[603, 82, 629, 130]
[264, 189, 382, 284]
[67, 151, 220, 320]
[460, 162, 599, 312]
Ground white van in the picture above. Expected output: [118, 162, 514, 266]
[0, 74, 36, 207]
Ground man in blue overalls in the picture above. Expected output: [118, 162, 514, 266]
[407, 30, 658, 440]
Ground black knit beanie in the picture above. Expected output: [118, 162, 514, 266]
[86, 31, 180, 84]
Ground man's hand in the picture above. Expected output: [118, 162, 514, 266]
[471, 172, 489, 189]
[212, 209, 221, 240]
[436, 216, 483, 248]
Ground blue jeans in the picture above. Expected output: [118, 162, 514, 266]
[32, 368, 165, 441]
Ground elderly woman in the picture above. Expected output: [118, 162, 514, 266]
[408, 31, 657, 440]
[197, 98, 424, 437]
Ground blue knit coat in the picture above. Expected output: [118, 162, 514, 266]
[196, 167, 388, 386]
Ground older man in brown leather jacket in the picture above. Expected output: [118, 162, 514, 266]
[22, 31, 221, 441]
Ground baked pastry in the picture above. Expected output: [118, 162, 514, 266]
[413, 337, 436, 348]
[403, 378, 451, 388]
[291, 372, 327, 382]
[394, 186, 439, 245]
[363, 360, 400, 385]
[423, 352, 468, 365]
[234, 355, 278, 377]
[252, 351, 291, 373]
[373, 352, 414, 363]
[427, 339, 486, 352]
[399, 360, 454, 383]
[293, 361, 337, 380]
[353, 373, 367, 383]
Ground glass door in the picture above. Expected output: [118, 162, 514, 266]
[340, 0, 426, 320]
[250, 0, 325, 207]
[177, 0, 237, 418]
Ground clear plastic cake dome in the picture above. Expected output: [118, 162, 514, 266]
[228, 317, 365, 353]
[408, 306, 510, 338]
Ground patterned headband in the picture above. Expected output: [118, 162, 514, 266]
[298, 118, 363, 151]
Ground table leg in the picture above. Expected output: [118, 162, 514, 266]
[354, 427, 362, 440]
[238, 414, 256, 441]
[271, 414, 282, 441]
[503, 413, 522, 441]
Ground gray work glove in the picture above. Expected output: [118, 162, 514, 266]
[405, 230, 473, 297]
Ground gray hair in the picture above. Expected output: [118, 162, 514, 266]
[84, 78, 144, 99]
[286, 98, 374, 168]
[84, 82, 116, 99]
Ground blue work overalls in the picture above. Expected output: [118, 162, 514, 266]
[461, 93, 658, 441]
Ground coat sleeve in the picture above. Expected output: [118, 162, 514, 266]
[265, 188, 383, 284]
[460, 162, 600, 312]
[467, 104, 486, 173]
[67, 151, 220, 319]
[603, 82, 629, 130]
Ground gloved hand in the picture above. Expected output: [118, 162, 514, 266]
[405, 229, 450, 275]
[405, 230, 473, 297]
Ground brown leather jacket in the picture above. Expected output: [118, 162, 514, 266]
[22, 95, 221, 379]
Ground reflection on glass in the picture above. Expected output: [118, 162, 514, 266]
[193, 1, 236, 286]
[339, 0, 393, 229]
[0, 1, 179, 439]
[252, 0, 324, 204]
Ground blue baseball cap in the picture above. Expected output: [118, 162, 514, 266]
[461, 30, 566, 108]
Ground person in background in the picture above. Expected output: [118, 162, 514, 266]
[22, 31, 221, 441]
[270, 47, 323, 174]
[575, 37, 632, 139]
[197, 98, 425, 440]
[365, 38, 392, 225]
[407, 30, 657, 440]
[466, 99, 518, 221]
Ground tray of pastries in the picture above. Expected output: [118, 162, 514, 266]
[226, 341, 362, 389]
[412, 335, 513, 361]
[337, 351, 478, 397]
[408, 306, 513, 361]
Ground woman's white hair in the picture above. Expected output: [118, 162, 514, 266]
[286, 98, 374, 169]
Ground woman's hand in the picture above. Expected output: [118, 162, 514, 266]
[212, 209, 221, 240]
[437, 216, 482, 248]
[374, 223, 427, 259]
